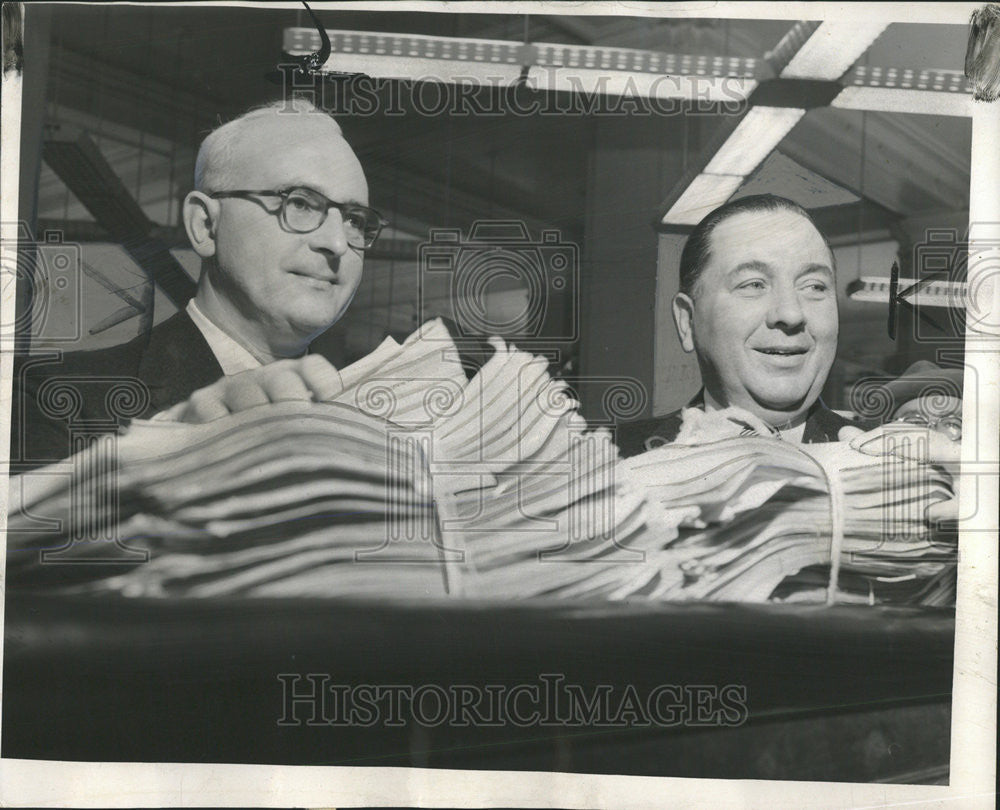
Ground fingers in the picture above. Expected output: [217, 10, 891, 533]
[258, 365, 312, 403]
[892, 430, 962, 466]
[163, 356, 342, 424]
[850, 424, 929, 455]
[926, 497, 959, 524]
[850, 424, 962, 468]
[182, 383, 234, 423]
[297, 354, 344, 401]
[838, 425, 865, 442]
[151, 401, 187, 421]
[849, 425, 894, 455]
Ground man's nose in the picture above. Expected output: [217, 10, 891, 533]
[765, 284, 806, 330]
[308, 209, 351, 257]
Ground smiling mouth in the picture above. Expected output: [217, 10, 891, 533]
[755, 348, 808, 356]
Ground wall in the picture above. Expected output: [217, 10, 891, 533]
[579, 115, 686, 423]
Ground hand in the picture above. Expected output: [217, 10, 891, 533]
[850, 423, 961, 523]
[837, 424, 866, 442]
[849, 423, 961, 468]
[155, 355, 344, 423]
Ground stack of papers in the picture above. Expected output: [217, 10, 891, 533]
[6, 322, 956, 605]
[619, 438, 955, 603]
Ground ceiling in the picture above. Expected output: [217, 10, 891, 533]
[36, 6, 972, 240]
[24, 4, 974, 366]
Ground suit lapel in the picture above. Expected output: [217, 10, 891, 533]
[137, 310, 224, 414]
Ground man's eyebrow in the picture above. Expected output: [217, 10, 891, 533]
[797, 263, 834, 279]
[286, 182, 365, 205]
[727, 260, 771, 276]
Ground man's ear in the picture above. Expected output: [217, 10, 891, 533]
[182, 191, 218, 259]
[672, 292, 696, 353]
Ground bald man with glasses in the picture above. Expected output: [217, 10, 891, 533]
[12, 99, 385, 467]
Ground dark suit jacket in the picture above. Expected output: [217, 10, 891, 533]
[10, 310, 224, 471]
[615, 390, 872, 458]
[9, 311, 499, 472]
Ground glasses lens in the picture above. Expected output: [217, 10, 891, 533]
[340, 205, 382, 248]
[280, 188, 382, 247]
[282, 189, 325, 232]
[937, 417, 963, 442]
[898, 412, 931, 427]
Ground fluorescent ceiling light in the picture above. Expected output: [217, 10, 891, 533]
[847, 276, 968, 307]
[313, 55, 759, 102]
[286, 29, 760, 101]
[704, 106, 806, 176]
[831, 86, 974, 118]
[781, 21, 888, 80]
[662, 173, 744, 226]
[319, 52, 525, 84]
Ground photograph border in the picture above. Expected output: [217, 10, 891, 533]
[1, 2, 996, 807]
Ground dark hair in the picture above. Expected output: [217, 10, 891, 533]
[678, 194, 833, 297]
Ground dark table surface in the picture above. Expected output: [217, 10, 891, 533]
[3, 593, 955, 782]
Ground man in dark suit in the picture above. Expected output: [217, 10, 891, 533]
[11, 98, 379, 470]
[617, 195, 868, 457]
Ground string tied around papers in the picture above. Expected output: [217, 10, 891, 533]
[6, 319, 956, 606]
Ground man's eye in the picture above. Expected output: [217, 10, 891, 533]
[802, 281, 830, 295]
[737, 280, 767, 292]
[286, 196, 314, 211]
[342, 210, 367, 230]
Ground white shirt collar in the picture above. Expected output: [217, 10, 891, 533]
[185, 299, 264, 376]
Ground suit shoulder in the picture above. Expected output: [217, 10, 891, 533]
[615, 411, 684, 457]
[13, 332, 150, 383]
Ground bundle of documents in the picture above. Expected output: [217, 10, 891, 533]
[619, 439, 955, 604]
[6, 320, 956, 605]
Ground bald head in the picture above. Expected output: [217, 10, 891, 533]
[194, 99, 349, 194]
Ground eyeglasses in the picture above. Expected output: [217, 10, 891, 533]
[893, 411, 963, 442]
[209, 186, 387, 250]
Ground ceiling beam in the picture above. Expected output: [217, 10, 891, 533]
[43, 126, 196, 308]
[779, 21, 888, 80]
[831, 86, 974, 118]
[656, 19, 931, 226]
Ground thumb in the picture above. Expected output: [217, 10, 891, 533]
[838, 425, 865, 442]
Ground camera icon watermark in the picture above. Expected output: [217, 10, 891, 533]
[1, 222, 83, 349]
[901, 226, 1000, 344]
[418, 220, 579, 346]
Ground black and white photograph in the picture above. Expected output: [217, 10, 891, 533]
[0, 2, 997, 807]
